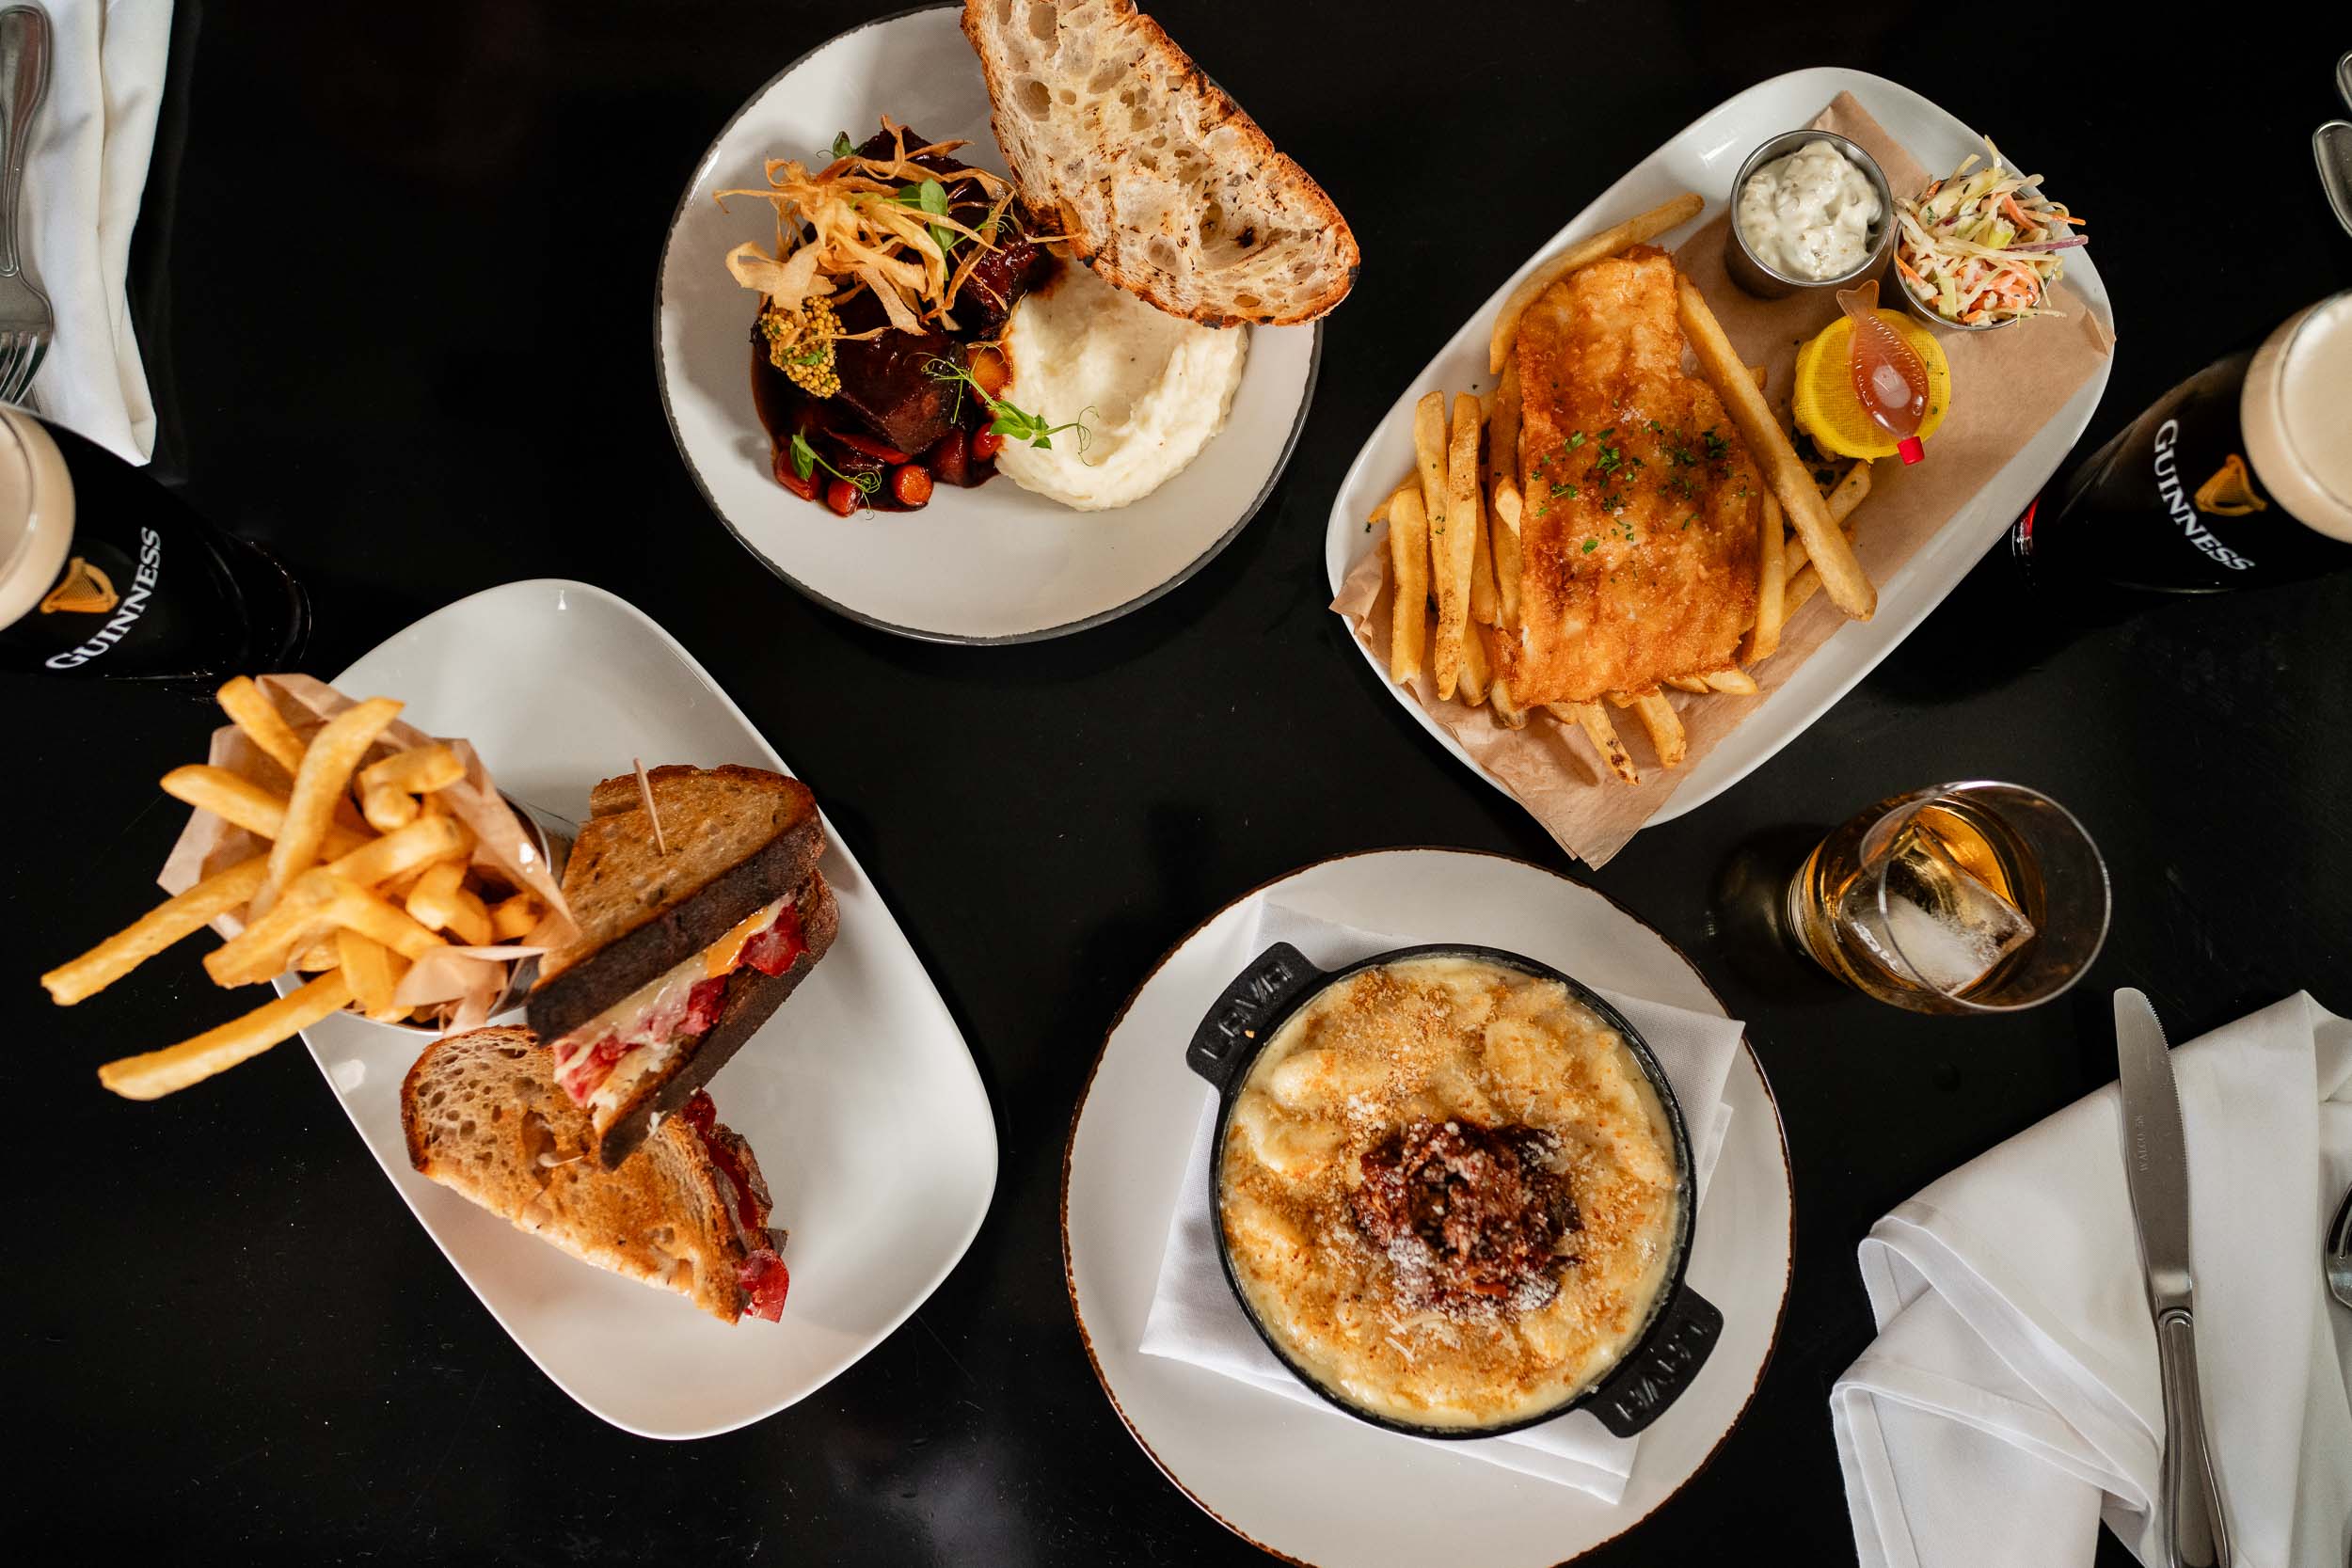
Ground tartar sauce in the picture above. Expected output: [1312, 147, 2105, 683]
[1737, 139, 1881, 280]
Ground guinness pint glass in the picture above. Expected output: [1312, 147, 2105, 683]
[2013, 292, 2352, 591]
[0, 407, 307, 679]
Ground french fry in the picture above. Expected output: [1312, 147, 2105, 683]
[488, 892, 540, 942]
[1386, 484, 1432, 684]
[40, 855, 271, 1006]
[361, 743, 464, 798]
[215, 676, 308, 778]
[1486, 360, 1523, 628]
[158, 766, 363, 857]
[1432, 394, 1484, 694]
[1703, 667, 1760, 695]
[1456, 611, 1491, 705]
[1629, 690, 1688, 769]
[1550, 702, 1639, 784]
[1786, 561, 1826, 614]
[336, 927, 407, 1022]
[262, 697, 403, 911]
[405, 861, 470, 935]
[202, 870, 343, 987]
[292, 937, 342, 972]
[1414, 394, 1473, 696]
[98, 971, 354, 1101]
[361, 782, 420, 834]
[1745, 493, 1788, 661]
[1412, 391, 1451, 545]
[1489, 191, 1705, 373]
[1827, 460, 1873, 524]
[1487, 652, 1531, 730]
[1457, 400, 1497, 626]
[1676, 277, 1874, 620]
[322, 879, 447, 960]
[325, 814, 468, 888]
[1664, 674, 1713, 693]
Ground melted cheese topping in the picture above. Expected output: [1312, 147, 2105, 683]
[552, 894, 792, 1113]
[1219, 956, 1681, 1430]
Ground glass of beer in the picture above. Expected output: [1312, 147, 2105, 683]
[2014, 290, 2352, 590]
[1786, 782, 2109, 1013]
[0, 404, 308, 679]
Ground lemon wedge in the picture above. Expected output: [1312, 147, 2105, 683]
[1792, 309, 1953, 462]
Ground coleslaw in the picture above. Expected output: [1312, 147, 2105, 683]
[1893, 140, 2086, 326]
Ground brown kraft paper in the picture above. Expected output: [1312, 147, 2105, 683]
[1331, 92, 2115, 866]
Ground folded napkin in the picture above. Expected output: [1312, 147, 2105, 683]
[1138, 901, 1743, 1501]
[1834, 993, 2352, 1568]
[19, 0, 171, 463]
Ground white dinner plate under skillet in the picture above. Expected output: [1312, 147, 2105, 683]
[1063, 848, 1793, 1566]
[657, 3, 1321, 643]
[284, 578, 997, 1438]
[1325, 67, 2115, 827]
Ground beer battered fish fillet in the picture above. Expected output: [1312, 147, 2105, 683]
[1500, 248, 1764, 705]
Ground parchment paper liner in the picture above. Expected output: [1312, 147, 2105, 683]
[156, 673, 579, 1033]
[1331, 93, 2116, 866]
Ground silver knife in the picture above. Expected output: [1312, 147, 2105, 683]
[2114, 988, 2231, 1568]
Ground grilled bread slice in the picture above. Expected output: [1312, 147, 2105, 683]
[401, 1025, 789, 1323]
[961, 0, 1358, 326]
[526, 765, 838, 1167]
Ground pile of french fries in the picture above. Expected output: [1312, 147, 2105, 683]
[40, 679, 549, 1101]
[1373, 194, 1881, 786]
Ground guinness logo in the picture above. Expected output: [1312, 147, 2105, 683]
[38, 555, 118, 615]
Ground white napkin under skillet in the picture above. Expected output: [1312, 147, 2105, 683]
[1833, 992, 2352, 1568]
[1138, 902, 1746, 1503]
[17, 0, 171, 464]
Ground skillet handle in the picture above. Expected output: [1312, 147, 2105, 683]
[1184, 942, 1323, 1097]
[1584, 1282, 1724, 1437]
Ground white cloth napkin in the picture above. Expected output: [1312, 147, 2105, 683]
[19, 0, 171, 463]
[1833, 993, 2352, 1568]
[1137, 901, 1744, 1501]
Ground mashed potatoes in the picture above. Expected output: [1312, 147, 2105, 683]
[994, 262, 1247, 512]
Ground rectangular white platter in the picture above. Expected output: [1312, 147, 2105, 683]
[1323, 67, 2114, 828]
[292, 578, 997, 1437]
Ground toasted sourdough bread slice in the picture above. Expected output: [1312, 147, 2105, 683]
[401, 1025, 785, 1324]
[961, 0, 1358, 326]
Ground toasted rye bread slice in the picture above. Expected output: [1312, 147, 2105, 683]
[962, 0, 1358, 327]
[529, 765, 824, 1040]
[586, 868, 840, 1168]
[401, 1025, 782, 1324]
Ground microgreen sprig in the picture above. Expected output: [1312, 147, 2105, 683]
[789, 431, 882, 504]
[924, 357, 1094, 454]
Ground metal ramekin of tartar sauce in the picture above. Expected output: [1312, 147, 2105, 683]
[1723, 129, 1894, 299]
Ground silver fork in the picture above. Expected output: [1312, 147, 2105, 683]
[0, 5, 52, 405]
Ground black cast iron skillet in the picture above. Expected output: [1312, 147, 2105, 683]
[1186, 942, 1724, 1440]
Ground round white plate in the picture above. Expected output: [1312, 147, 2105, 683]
[1062, 848, 1792, 1566]
[656, 3, 1321, 643]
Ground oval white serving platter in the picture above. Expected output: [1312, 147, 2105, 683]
[289, 578, 997, 1438]
[1323, 67, 2113, 827]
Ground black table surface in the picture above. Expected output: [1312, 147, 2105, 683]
[8, 3, 2347, 1562]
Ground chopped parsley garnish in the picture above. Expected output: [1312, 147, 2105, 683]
[1582, 538, 1598, 553]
